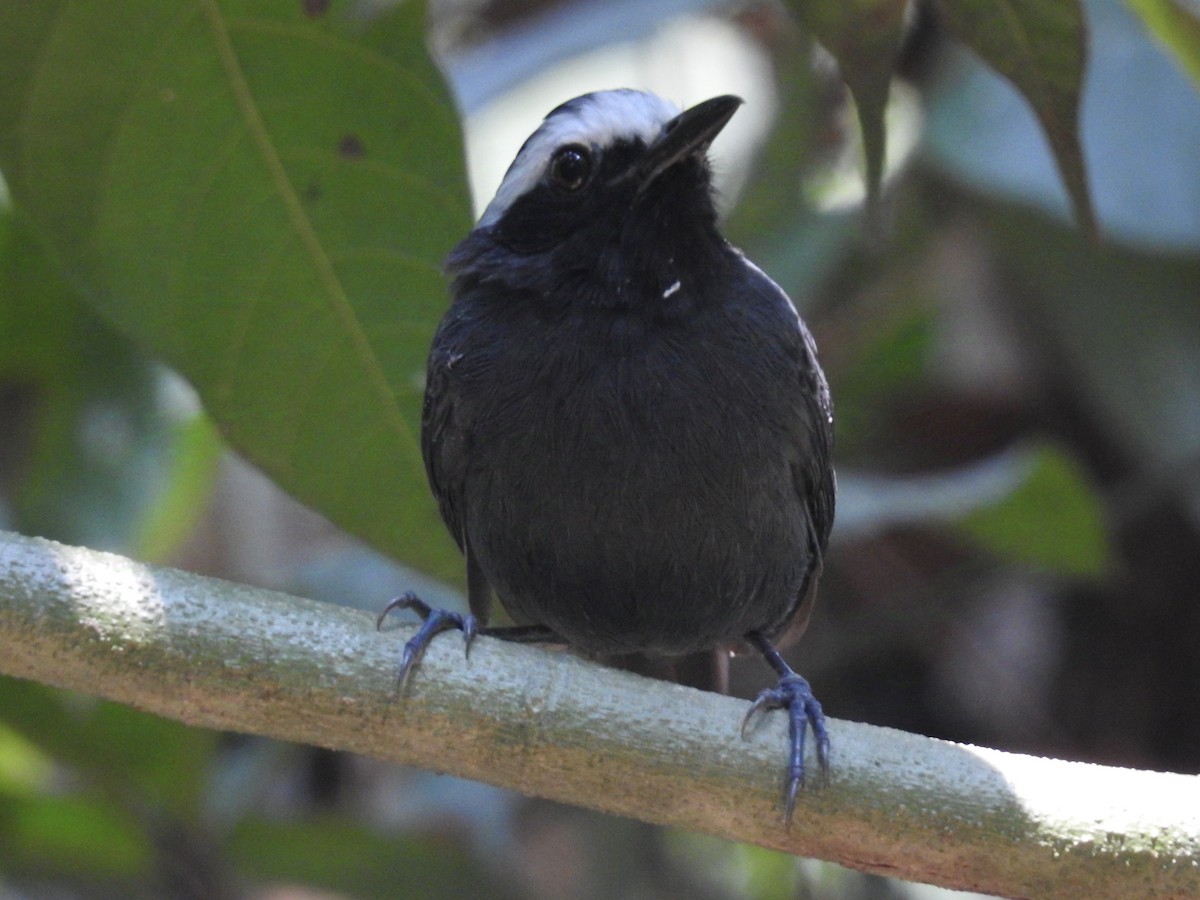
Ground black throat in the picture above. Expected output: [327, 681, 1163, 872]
[449, 156, 731, 322]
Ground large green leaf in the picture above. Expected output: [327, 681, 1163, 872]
[0, 1, 471, 578]
[939, 0, 1097, 238]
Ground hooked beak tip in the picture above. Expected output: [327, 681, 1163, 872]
[638, 94, 743, 188]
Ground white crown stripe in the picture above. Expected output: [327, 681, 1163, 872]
[478, 90, 681, 227]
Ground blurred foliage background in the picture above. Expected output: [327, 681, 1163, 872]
[1, 0, 1199, 897]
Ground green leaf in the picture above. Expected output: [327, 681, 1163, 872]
[0, 793, 152, 880]
[133, 410, 223, 562]
[0, 724, 54, 796]
[830, 299, 936, 454]
[0, 211, 220, 560]
[726, 26, 823, 244]
[938, 0, 1098, 239]
[230, 815, 523, 900]
[736, 843, 804, 900]
[0, 1, 471, 579]
[726, 24, 863, 296]
[958, 443, 1110, 577]
[1127, 0, 1200, 90]
[0, 678, 218, 819]
[837, 442, 1110, 576]
[786, 0, 907, 220]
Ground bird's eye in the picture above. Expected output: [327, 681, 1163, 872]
[548, 144, 592, 191]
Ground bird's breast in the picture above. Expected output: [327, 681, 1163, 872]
[455, 307, 811, 656]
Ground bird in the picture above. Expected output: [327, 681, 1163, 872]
[379, 88, 835, 824]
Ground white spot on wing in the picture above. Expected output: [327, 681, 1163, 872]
[478, 89, 680, 228]
[662, 280, 682, 298]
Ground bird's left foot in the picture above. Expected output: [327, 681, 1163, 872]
[742, 633, 830, 826]
[376, 593, 478, 693]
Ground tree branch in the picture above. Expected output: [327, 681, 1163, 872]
[1, 529, 1196, 897]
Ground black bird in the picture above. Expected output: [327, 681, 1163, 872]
[381, 89, 835, 822]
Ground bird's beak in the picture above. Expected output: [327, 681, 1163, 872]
[637, 94, 743, 189]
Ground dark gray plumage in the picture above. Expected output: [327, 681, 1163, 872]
[382, 89, 835, 822]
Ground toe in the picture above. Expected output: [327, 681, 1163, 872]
[376, 591, 431, 630]
[386, 603, 473, 692]
[741, 673, 828, 827]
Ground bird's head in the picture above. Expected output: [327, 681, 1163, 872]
[448, 89, 743, 309]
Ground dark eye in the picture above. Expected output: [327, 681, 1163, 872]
[548, 144, 592, 191]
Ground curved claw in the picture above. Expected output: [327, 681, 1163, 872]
[742, 673, 830, 827]
[378, 593, 477, 694]
[376, 592, 430, 630]
[740, 692, 772, 739]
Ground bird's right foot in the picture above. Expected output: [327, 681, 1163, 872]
[741, 631, 831, 827]
[376, 594, 565, 692]
[376, 593, 479, 693]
